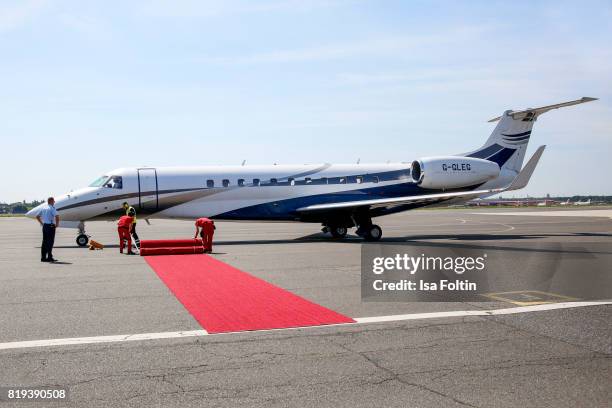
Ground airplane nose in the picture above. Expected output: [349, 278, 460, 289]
[26, 203, 43, 219]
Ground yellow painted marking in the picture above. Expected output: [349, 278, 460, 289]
[482, 290, 578, 306]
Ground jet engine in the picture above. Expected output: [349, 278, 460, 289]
[411, 156, 500, 189]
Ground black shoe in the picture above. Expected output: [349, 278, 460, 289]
[47, 258, 58, 263]
[41, 258, 49, 262]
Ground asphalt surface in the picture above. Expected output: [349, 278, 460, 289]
[0, 208, 610, 407]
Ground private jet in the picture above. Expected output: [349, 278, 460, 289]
[27, 97, 597, 246]
[574, 199, 592, 206]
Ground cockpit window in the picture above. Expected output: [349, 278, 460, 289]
[89, 176, 109, 187]
[104, 176, 123, 189]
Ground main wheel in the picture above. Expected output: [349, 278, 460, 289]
[76, 234, 89, 247]
[330, 226, 348, 239]
[364, 225, 382, 241]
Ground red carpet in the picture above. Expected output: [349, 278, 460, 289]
[140, 239, 204, 256]
[145, 255, 355, 333]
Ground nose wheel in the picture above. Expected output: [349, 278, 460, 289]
[76, 234, 89, 247]
[76, 221, 89, 247]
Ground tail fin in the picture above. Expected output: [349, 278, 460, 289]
[464, 97, 597, 173]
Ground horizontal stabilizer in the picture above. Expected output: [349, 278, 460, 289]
[488, 97, 597, 122]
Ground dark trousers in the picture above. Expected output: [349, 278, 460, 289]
[41, 224, 56, 260]
[131, 223, 140, 248]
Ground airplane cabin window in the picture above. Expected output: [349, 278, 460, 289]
[270, 178, 278, 185]
[238, 179, 245, 187]
[356, 176, 363, 184]
[253, 178, 260, 186]
[305, 177, 312, 184]
[222, 179, 230, 187]
[288, 178, 295, 186]
[206, 180, 214, 188]
[373, 176, 379, 183]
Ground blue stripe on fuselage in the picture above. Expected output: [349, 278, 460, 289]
[215, 182, 425, 220]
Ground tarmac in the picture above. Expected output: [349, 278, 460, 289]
[0, 207, 610, 407]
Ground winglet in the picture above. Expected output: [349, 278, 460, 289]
[488, 97, 598, 122]
[504, 145, 546, 191]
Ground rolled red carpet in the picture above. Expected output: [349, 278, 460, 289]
[140, 239, 203, 249]
[140, 246, 204, 256]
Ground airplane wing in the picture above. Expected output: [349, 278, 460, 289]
[297, 146, 545, 213]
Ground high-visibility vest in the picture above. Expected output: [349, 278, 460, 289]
[125, 206, 137, 224]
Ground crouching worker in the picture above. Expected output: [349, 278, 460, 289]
[194, 217, 216, 253]
[122, 202, 140, 249]
[117, 214, 135, 255]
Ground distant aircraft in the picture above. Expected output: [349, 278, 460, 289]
[27, 97, 597, 246]
[574, 199, 592, 206]
[559, 199, 571, 206]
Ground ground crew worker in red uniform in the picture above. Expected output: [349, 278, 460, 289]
[194, 217, 216, 253]
[122, 202, 140, 249]
[118, 214, 135, 255]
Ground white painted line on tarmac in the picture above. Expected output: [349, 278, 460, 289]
[473, 210, 612, 219]
[0, 302, 609, 351]
[0, 330, 208, 351]
[353, 301, 610, 323]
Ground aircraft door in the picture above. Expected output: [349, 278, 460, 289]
[137, 168, 158, 211]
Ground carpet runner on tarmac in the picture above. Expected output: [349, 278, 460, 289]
[145, 254, 355, 333]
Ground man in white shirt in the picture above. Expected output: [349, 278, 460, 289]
[36, 197, 60, 262]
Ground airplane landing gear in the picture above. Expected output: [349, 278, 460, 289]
[330, 226, 348, 238]
[321, 213, 382, 241]
[76, 234, 89, 247]
[76, 222, 89, 247]
[362, 224, 382, 241]
[354, 214, 383, 241]
[322, 224, 349, 239]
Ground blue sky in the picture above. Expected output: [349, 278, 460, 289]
[1, 0, 610, 202]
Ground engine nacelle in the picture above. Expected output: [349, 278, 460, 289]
[411, 156, 500, 189]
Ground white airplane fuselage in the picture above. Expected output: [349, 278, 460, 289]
[43, 162, 429, 222]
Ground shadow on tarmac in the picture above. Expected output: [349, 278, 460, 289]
[48, 232, 612, 255]
[211, 232, 612, 256]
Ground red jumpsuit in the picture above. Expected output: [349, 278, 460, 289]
[195, 218, 215, 252]
[118, 215, 134, 253]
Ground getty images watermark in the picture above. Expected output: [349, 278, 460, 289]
[361, 242, 611, 302]
[371, 252, 487, 292]
[362, 245, 490, 301]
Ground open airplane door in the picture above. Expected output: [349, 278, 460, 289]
[137, 168, 159, 212]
